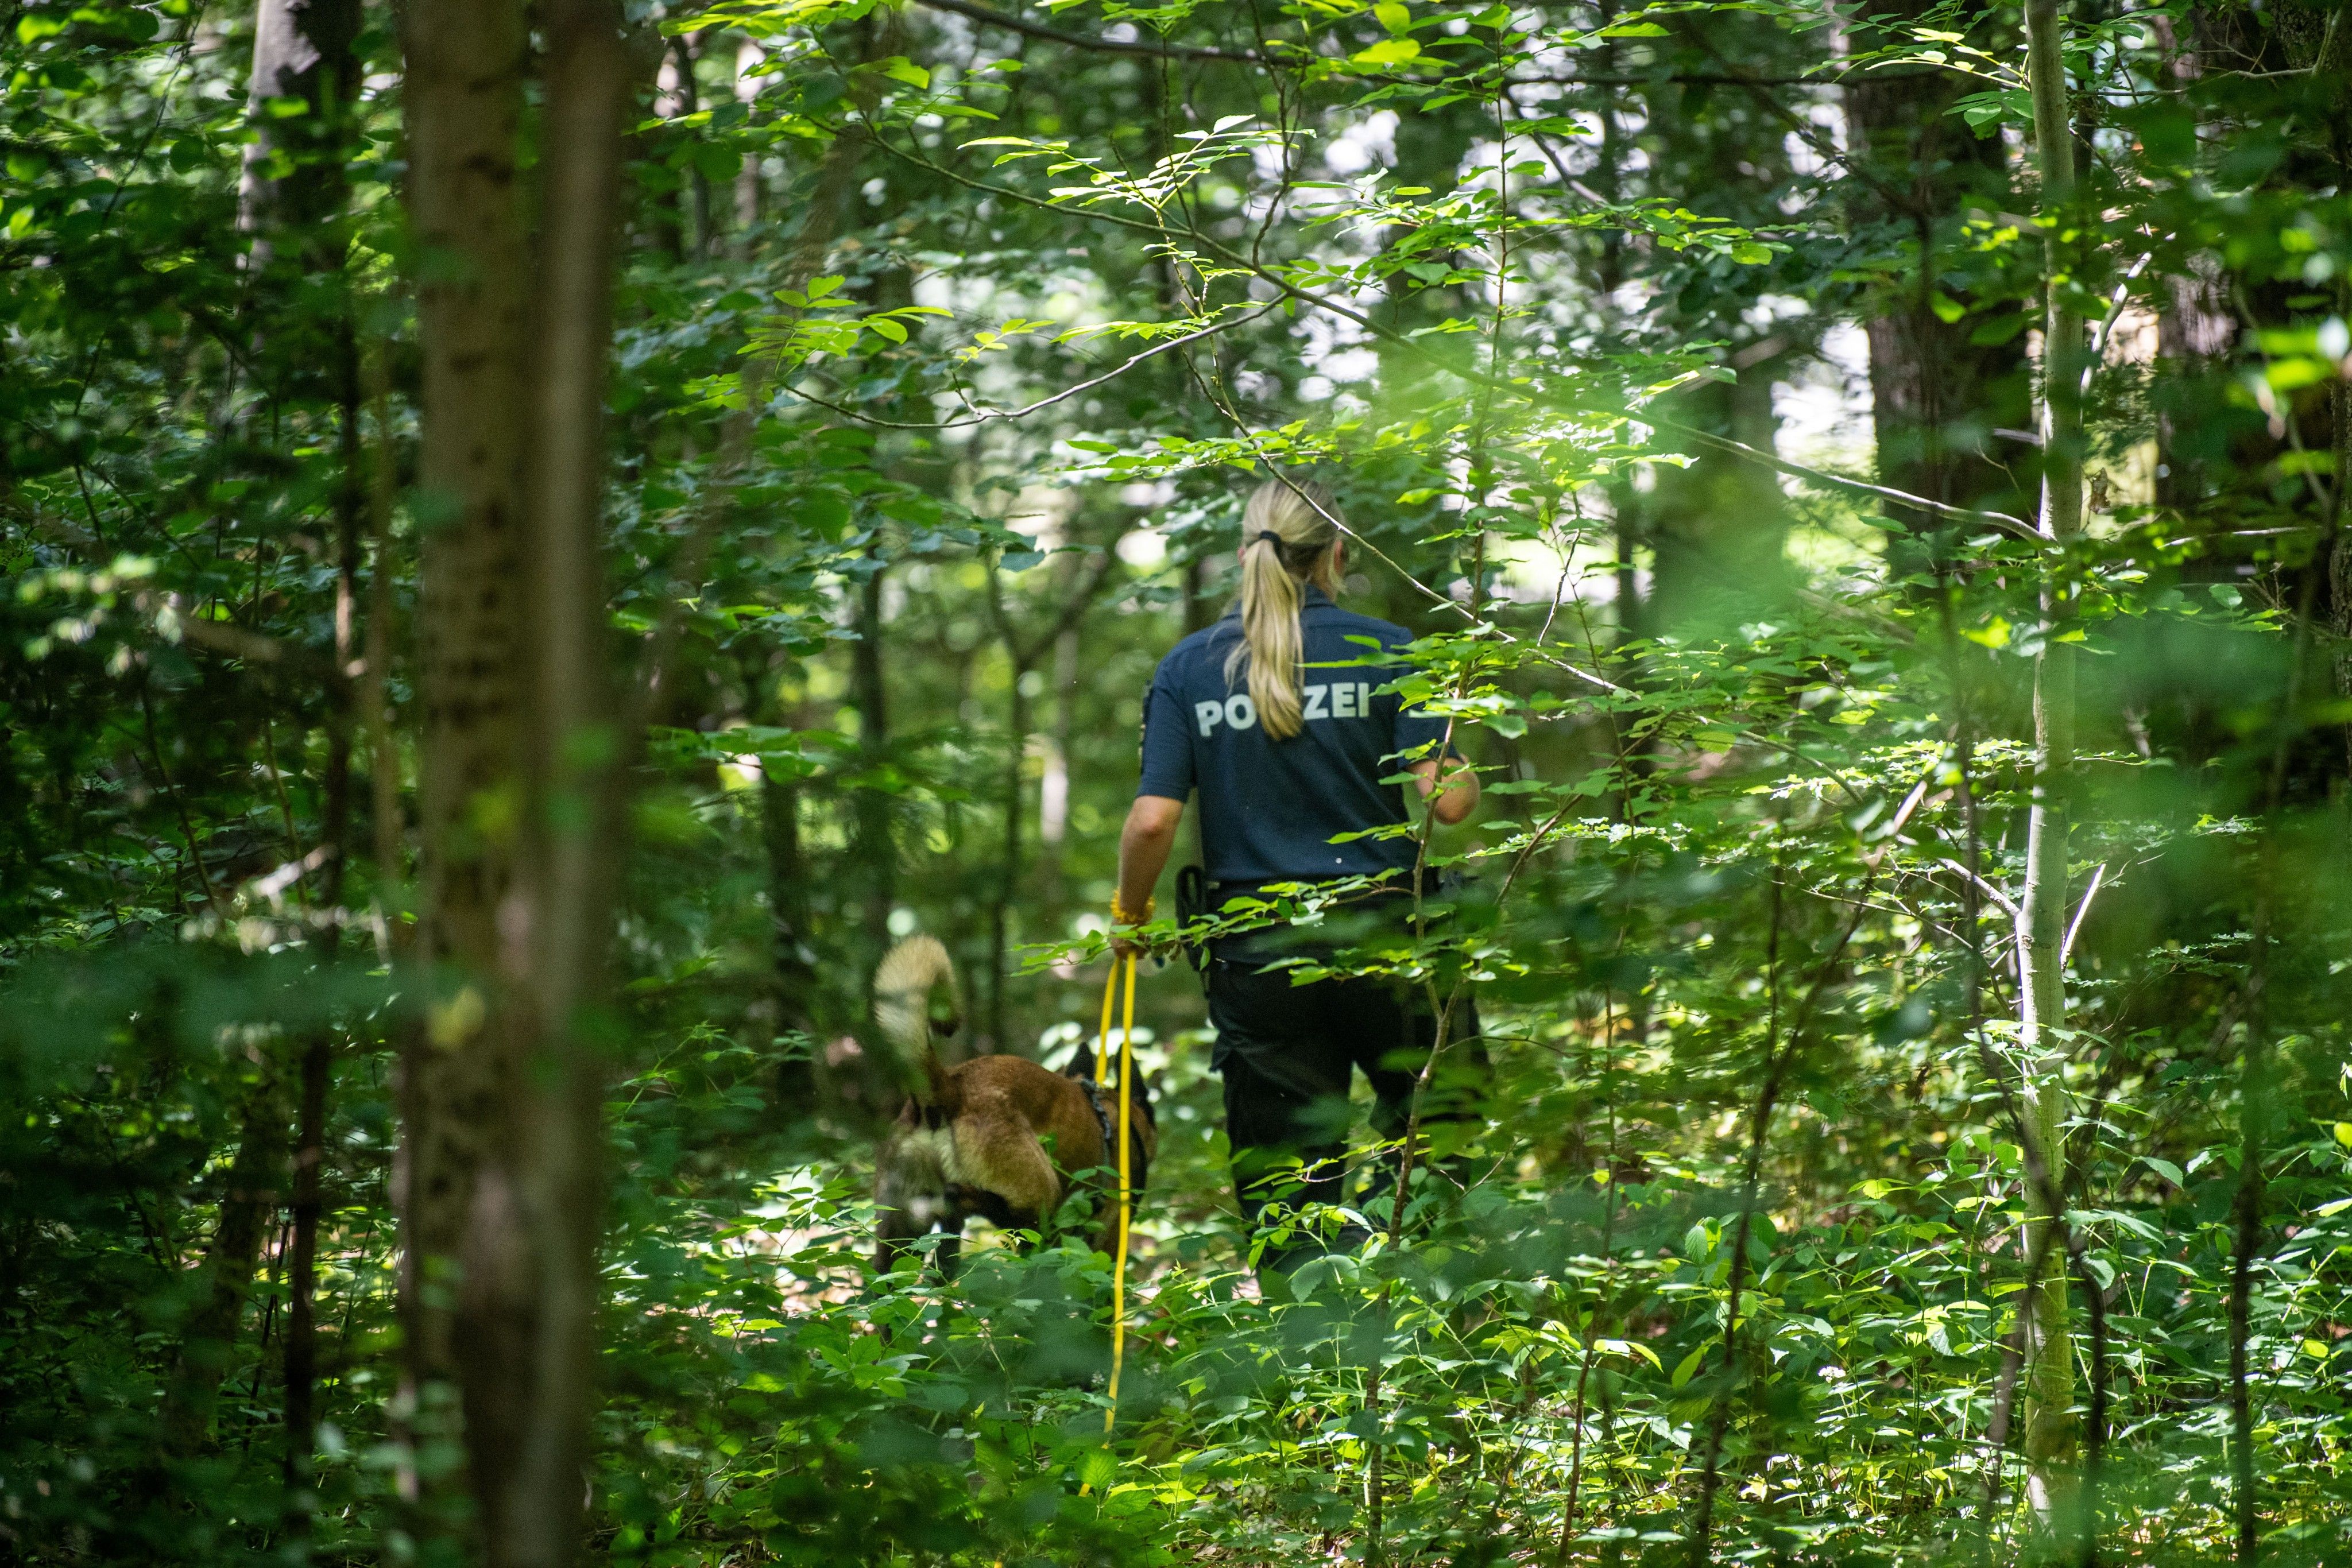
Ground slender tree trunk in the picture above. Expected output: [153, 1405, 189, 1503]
[734, 38, 765, 244]
[158, 1090, 284, 1455]
[850, 562, 896, 957]
[761, 760, 818, 1033]
[2018, 0, 2086, 1521]
[989, 654, 1031, 1049]
[667, 32, 713, 258]
[284, 317, 362, 1508]
[2230, 1047, 2266, 1565]
[235, 0, 365, 1509]
[400, 0, 532, 1535]
[1038, 618, 1080, 901]
[2330, 381, 2352, 783]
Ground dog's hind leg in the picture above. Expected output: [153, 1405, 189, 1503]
[954, 1112, 1062, 1244]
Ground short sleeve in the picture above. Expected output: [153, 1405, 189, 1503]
[1386, 645, 1456, 764]
[1391, 693, 1454, 764]
[1136, 659, 1194, 800]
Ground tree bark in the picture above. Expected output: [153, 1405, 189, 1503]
[2018, 0, 2085, 1522]
[403, 0, 631, 1558]
[1843, 0, 2027, 544]
[158, 1088, 284, 1456]
[235, 0, 365, 1512]
[454, 1, 633, 1557]
[238, 0, 363, 256]
[850, 559, 896, 959]
[399, 0, 533, 1533]
[284, 319, 362, 1508]
[734, 38, 766, 245]
[761, 759, 818, 1038]
[666, 32, 714, 259]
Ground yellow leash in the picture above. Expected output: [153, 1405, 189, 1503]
[1093, 948, 1138, 1435]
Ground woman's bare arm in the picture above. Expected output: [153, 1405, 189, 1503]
[1410, 756, 1480, 825]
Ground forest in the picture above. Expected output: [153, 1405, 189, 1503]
[4, 0, 2352, 1562]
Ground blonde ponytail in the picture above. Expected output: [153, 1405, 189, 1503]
[1225, 478, 1343, 741]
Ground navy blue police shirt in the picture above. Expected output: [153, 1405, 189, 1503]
[1136, 586, 1452, 889]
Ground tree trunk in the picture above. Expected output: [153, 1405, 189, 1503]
[1843, 0, 2028, 543]
[1038, 618, 1080, 901]
[399, 0, 533, 1532]
[284, 319, 362, 1508]
[158, 1089, 283, 1455]
[238, 0, 363, 255]
[454, 1, 632, 1555]
[989, 649, 1031, 1050]
[734, 38, 766, 245]
[666, 32, 714, 259]
[2018, 0, 2085, 1522]
[761, 761, 818, 1036]
[850, 560, 896, 959]
[236, 0, 365, 1512]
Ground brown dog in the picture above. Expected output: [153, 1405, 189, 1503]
[871, 935, 1155, 1273]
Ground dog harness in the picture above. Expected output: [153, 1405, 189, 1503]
[1079, 1075, 1148, 1183]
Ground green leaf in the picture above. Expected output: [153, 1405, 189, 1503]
[865, 317, 908, 343]
[1352, 37, 1422, 65]
[1374, 1, 1410, 32]
[1670, 1346, 1708, 1389]
[1730, 241, 1773, 266]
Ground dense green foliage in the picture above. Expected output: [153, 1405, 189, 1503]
[5, 0, 2352, 1562]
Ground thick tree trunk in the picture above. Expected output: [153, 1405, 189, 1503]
[453, 3, 632, 1558]
[238, 0, 363, 254]
[1843, 0, 2026, 542]
[2018, 0, 2085, 1523]
[400, 0, 532, 1532]
[403, 0, 630, 1559]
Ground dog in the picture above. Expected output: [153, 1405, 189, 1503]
[871, 935, 1157, 1274]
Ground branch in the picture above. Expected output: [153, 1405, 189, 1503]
[860, 117, 2040, 544]
[910, 0, 1937, 87]
[774, 303, 1281, 431]
[1648, 417, 2041, 539]
[912, 0, 1261, 61]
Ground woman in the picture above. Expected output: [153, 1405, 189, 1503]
[1112, 477, 1481, 1272]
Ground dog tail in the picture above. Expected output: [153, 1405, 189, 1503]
[874, 934, 960, 1106]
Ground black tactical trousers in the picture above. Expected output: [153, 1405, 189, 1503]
[1206, 949, 1486, 1239]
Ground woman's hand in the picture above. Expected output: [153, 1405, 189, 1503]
[1110, 891, 1156, 960]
